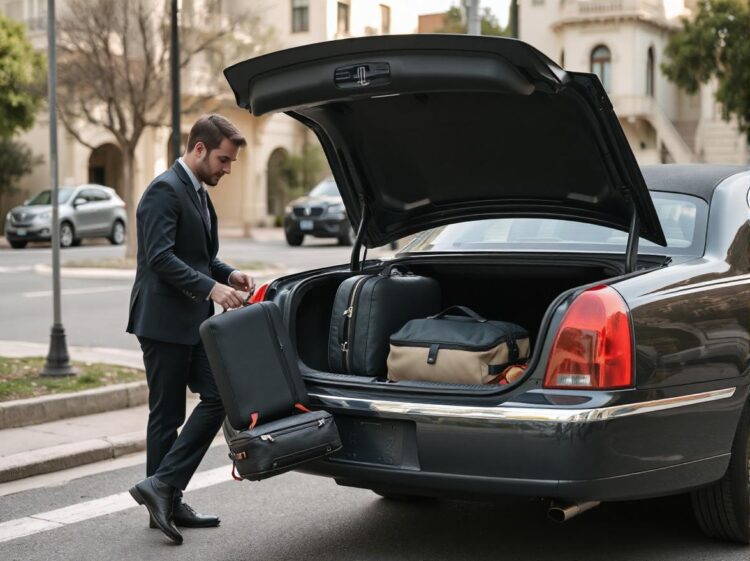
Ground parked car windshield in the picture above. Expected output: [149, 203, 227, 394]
[403, 192, 708, 256]
[308, 178, 339, 198]
[27, 188, 75, 205]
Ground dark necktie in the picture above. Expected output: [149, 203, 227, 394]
[198, 187, 212, 233]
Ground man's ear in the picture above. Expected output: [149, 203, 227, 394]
[194, 141, 206, 159]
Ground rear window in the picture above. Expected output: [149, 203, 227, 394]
[403, 192, 707, 256]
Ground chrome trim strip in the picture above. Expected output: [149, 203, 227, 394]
[309, 388, 737, 424]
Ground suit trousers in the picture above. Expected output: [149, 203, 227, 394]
[138, 336, 225, 491]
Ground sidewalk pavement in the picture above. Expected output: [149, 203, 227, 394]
[0, 341, 185, 484]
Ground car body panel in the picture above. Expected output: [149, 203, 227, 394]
[224, 35, 666, 248]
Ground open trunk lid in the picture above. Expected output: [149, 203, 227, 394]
[225, 34, 666, 248]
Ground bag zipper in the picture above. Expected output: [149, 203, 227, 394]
[260, 303, 301, 405]
[341, 276, 368, 372]
[235, 416, 328, 446]
[390, 324, 528, 352]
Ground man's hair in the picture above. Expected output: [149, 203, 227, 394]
[186, 114, 247, 153]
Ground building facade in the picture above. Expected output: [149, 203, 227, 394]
[519, 0, 749, 165]
[1, 0, 416, 232]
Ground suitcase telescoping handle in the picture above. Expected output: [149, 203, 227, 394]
[429, 306, 487, 323]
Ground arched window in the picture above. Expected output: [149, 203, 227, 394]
[646, 46, 655, 97]
[590, 45, 612, 92]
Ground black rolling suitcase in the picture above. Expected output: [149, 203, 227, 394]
[327, 266, 441, 377]
[200, 301, 341, 481]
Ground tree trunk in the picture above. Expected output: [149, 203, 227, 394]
[122, 148, 138, 259]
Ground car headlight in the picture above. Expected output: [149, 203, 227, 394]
[327, 204, 346, 218]
[284, 204, 293, 214]
[36, 211, 52, 222]
[5, 211, 11, 223]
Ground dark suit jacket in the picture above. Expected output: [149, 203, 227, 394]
[126, 161, 235, 345]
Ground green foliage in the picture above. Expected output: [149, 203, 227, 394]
[0, 14, 45, 138]
[0, 139, 39, 197]
[281, 142, 331, 200]
[662, 0, 750, 138]
[435, 2, 508, 36]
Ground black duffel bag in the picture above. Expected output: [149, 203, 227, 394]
[228, 409, 341, 481]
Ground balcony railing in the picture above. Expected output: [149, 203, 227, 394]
[557, 0, 665, 22]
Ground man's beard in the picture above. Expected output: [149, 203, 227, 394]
[196, 163, 220, 186]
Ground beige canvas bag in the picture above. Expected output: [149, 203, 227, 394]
[387, 306, 530, 385]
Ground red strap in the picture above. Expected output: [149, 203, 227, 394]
[249, 412, 259, 429]
[294, 403, 311, 413]
[231, 462, 242, 482]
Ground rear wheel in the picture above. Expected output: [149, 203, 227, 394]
[285, 231, 304, 246]
[59, 222, 75, 248]
[338, 225, 355, 246]
[109, 220, 125, 245]
[9, 240, 27, 249]
[691, 403, 750, 543]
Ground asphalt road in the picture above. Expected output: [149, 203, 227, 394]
[1, 445, 747, 561]
[0, 234, 393, 350]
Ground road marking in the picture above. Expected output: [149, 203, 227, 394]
[0, 465, 232, 543]
[0, 266, 33, 273]
[22, 285, 131, 298]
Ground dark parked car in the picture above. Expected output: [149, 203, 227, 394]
[4, 184, 127, 249]
[224, 35, 750, 542]
[283, 177, 354, 246]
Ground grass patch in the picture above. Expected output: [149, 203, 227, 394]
[0, 357, 144, 402]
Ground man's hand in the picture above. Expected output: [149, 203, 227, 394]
[229, 271, 256, 295]
[209, 283, 245, 310]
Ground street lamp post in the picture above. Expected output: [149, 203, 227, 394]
[41, 0, 75, 377]
[171, 0, 180, 161]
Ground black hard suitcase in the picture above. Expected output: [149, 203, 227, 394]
[200, 301, 309, 430]
[327, 267, 441, 377]
[227, 409, 341, 481]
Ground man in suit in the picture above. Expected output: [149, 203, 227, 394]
[127, 114, 254, 545]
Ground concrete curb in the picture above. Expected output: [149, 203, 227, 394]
[33, 263, 288, 281]
[0, 431, 144, 483]
[0, 382, 148, 430]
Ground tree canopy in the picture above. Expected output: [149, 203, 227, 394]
[0, 14, 45, 138]
[435, 2, 508, 36]
[56, 0, 272, 255]
[662, 0, 750, 139]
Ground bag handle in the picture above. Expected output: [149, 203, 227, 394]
[379, 263, 408, 277]
[430, 305, 487, 322]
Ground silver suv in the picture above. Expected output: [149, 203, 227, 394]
[4, 184, 127, 249]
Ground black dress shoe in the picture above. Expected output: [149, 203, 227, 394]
[130, 477, 183, 545]
[150, 497, 220, 528]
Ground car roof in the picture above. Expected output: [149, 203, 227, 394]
[642, 164, 749, 202]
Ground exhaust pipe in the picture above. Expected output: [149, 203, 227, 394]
[547, 500, 600, 522]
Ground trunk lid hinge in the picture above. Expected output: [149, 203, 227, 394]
[625, 202, 640, 274]
[349, 200, 369, 272]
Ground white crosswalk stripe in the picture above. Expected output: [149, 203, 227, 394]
[0, 466, 232, 544]
[0, 266, 34, 274]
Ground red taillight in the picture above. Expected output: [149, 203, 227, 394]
[247, 281, 270, 304]
[543, 285, 632, 390]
